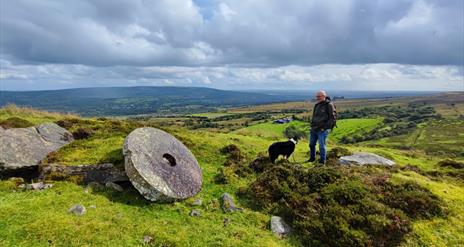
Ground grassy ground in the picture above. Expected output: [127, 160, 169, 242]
[1, 106, 463, 246]
[330, 118, 384, 142]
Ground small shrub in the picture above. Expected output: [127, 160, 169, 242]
[284, 125, 306, 140]
[214, 167, 238, 184]
[382, 181, 447, 219]
[55, 118, 79, 129]
[327, 147, 352, 159]
[214, 144, 252, 184]
[438, 159, 464, 169]
[72, 128, 94, 140]
[220, 144, 242, 160]
[249, 155, 274, 173]
[0, 117, 34, 129]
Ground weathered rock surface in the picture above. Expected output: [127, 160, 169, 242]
[270, 216, 292, 238]
[221, 192, 242, 212]
[40, 163, 128, 184]
[68, 204, 86, 216]
[123, 127, 202, 202]
[105, 181, 124, 192]
[0, 123, 74, 172]
[338, 152, 396, 166]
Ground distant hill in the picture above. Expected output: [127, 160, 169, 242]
[0, 86, 303, 116]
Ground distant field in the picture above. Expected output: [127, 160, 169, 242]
[330, 118, 384, 142]
[233, 120, 309, 140]
[371, 119, 464, 156]
[229, 101, 310, 113]
[190, 112, 233, 118]
[228, 92, 464, 118]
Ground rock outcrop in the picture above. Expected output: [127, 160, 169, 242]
[40, 163, 128, 184]
[0, 123, 74, 172]
[338, 152, 396, 166]
[123, 127, 202, 202]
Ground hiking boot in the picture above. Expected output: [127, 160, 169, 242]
[306, 158, 316, 163]
[318, 160, 326, 165]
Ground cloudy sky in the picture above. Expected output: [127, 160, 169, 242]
[0, 0, 463, 91]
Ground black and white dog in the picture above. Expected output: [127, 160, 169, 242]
[268, 138, 298, 164]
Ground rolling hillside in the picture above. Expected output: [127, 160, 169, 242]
[1, 104, 463, 246]
[0, 87, 305, 116]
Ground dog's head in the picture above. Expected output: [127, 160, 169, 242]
[289, 137, 299, 144]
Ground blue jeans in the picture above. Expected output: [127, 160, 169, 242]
[309, 129, 330, 163]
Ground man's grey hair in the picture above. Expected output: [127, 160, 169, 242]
[316, 90, 327, 96]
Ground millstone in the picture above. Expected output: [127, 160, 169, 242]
[123, 127, 202, 202]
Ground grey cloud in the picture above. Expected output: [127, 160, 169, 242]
[0, 0, 462, 67]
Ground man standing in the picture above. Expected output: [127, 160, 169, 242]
[308, 90, 336, 164]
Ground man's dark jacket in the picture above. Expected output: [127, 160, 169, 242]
[310, 97, 336, 131]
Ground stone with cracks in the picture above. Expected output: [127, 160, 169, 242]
[123, 127, 202, 202]
[0, 123, 74, 172]
[338, 152, 396, 166]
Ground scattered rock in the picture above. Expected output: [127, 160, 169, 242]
[40, 163, 128, 184]
[220, 193, 242, 213]
[19, 181, 53, 190]
[192, 198, 202, 206]
[338, 152, 395, 166]
[8, 177, 25, 186]
[68, 204, 86, 216]
[29, 182, 53, 190]
[89, 205, 97, 209]
[105, 181, 124, 192]
[223, 217, 231, 227]
[143, 235, 154, 245]
[0, 123, 74, 172]
[123, 127, 202, 202]
[270, 216, 292, 238]
[189, 209, 201, 217]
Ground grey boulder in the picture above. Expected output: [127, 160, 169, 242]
[270, 216, 292, 238]
[338, 152, 396, 166]
[0, 123, 74, 171]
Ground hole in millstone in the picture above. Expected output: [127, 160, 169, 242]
[162, 153, 177, 167]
